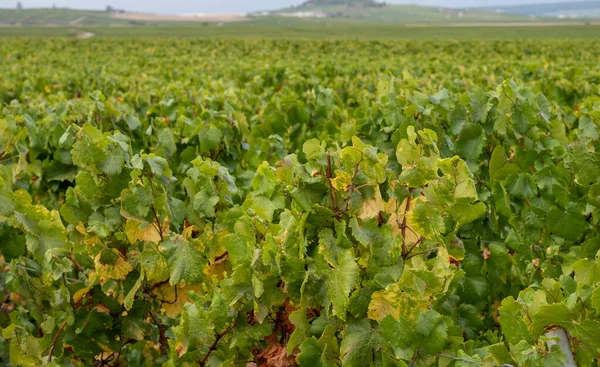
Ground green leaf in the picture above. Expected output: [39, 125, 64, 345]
[121, 184, 154, 219]
[193, 190, 219, 218]
[160, 238, 206, 285]
[297, 338, 326, 367]
[198, 125, 222, 154]
[145, 154, 170, 177]
[498, 297, 532, 345]
[532, 303, 573, 338]
[447, 202, 486, 227]
[179, 302, 214, 353]
[456, 123, 485, 159]
[505, 173, 537, 199]
[288, 309, 310, 354]
[489, 146, 520, 181]
[100, 147, 124, 176]
[578, 116, 599, 140]
[470, 89, 491, 123]
[573, 258, 600, 286]
[0, 176, 15, 216]
[124, 115, 141, 130]
[380, 315, 415, 360]
[591, 287, 600, 314]
[438, 157, 478, 201]
[123, 273, 144, 310]
[222, 233, 248, 267]
[327, 251, 359, 320]
[399, 162, 438, 188]
[303, 139, 322, 160]
[407, 200, 445, 242]
[340, 319, 384, 367]
[546, 205, 588, 242]
[252, 162, 278, 198]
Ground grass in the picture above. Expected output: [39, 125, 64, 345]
[2, 24, 600, 40]
[0, 26, 78, 37]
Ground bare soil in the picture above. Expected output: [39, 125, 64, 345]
[111, 12, 247, 23]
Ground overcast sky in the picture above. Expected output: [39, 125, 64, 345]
[0, 0, 584, 14]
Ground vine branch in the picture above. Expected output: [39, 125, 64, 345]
[199, 323, 236, 367]
[48, 322, 67, 362]
[401, 188, 414, 256]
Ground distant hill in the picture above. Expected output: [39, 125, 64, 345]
[255, 0, 553, 24]
[0, 8, 246, 26]
[477, 1, 600, 19]
[299, 0, 384, 7]
[0, 8, 128, 26]
[2, 1, 600, 29]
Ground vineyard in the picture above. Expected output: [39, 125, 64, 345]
[1, 39, 600, 366]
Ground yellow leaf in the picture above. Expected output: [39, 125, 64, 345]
[331, 170, 352, 191]
[368, 290, 400, 322]
[359, 186, 385, 219]
[175, 342, 186, 358]
[203, 252, 229, 280]
[76, 222, 86, 234]
[151, 283, 202, 318]
[125, 219, 168, 245]
[94, 249, 133, 282]
[73, 287, 91, 304]
[387, 197, 420, 244]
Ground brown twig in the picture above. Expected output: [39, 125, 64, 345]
[199, 323, 236, 367]
[326, 153, 338, 216]
[143, 279, 170, 293]
[214, 251, 229, 264]
[48, 322, 67, 361]
[150, 206, 164, 242]
[406, 247, 440, 260]
[401, 188, 414, 256]
[343, 155, 364, 212]
[404, 237, 423, 258]
[113, 338, 136, 364]
[69, 247, 83, 272]
[0, 136, 16, 161]
[149, 312, 168, 355]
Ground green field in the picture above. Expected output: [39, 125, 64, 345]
[2, 36, 600, 366]
[2, 24, 600, 39]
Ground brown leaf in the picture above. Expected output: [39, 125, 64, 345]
[256, 333, 297, 367]
[95, 304, 111, 314]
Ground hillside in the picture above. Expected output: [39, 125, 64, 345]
[478, 1, 600, 19]
[260, 0, 552, 24]
[0, 8, 129, 26]
[0, 8, 245, 26]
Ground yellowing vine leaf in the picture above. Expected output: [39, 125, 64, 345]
[94, 248, 133, 282]
[125, 218, 169, 244]
[151, 283, 202, 318]
[359, 186, 385, 219]
[387, 197, 420, 244]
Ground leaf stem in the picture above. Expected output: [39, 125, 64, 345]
[404, 237, 423, 258]
[326, 152, 339, 216]
[48, 321, 67, 362]
[406, 247, 439, 260]
[199, 323, 236, 367]
[401, 188, 414, 256]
